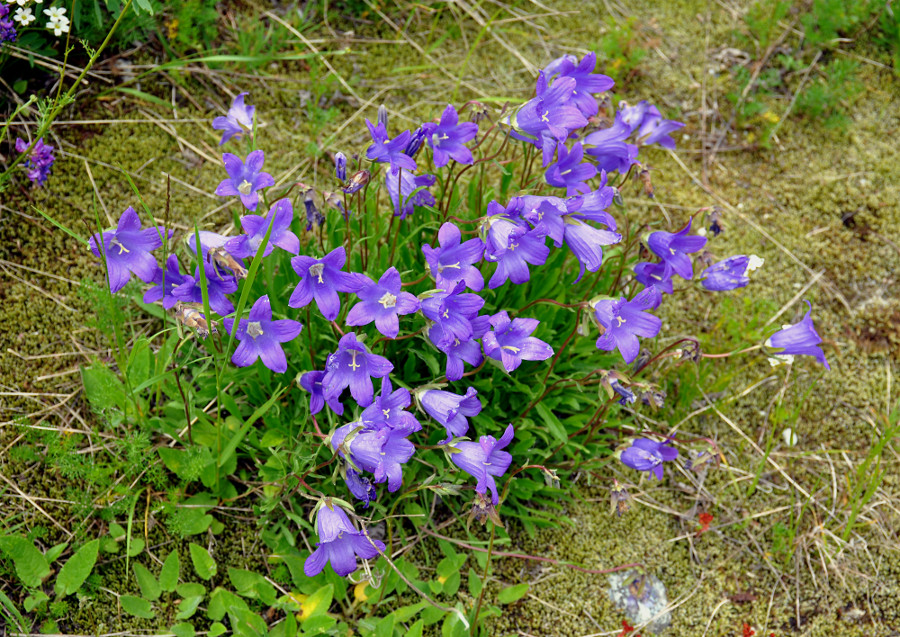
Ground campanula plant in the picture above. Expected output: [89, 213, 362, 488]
[77, 53, 831, 633]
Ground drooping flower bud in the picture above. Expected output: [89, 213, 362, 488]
[377, 104, 389, 130]
[334, 151, 347, 183]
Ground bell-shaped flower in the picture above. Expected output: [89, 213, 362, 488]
[322, 332, 393, 407]
[424, 104, 479, 167]
[592, 287, 663, 364]
[303, 500, 385, 577]
[345, 468, 377, 508]
[765, 300, 829, 369]
[583, 114, 639, 174]
[225, 198, 300, 259]
[214, 150, 275, 211]
[365, 119, 417, 174]
[299, 370, 344, 416]
[384, 169, 436, 219]
[416, 386, 482, 444]
[543, 52, 614, 118]
[449, 424, 514, 505]
[544, 142, 597, 195]
[212, 91, 254, 145]
[360, 377, 421, 433]
[289, 246, 366, 321]
[342, 426, 416, 493]
[620, 438, 678, 480]
[482, 311, 554, 373]
[421, 281, 485, 343]
[700, 255, 763, 292]
[634, 261, 674, 295]
[223, 295, 303, 374]
[422, 222, 485, 292]
[143, 254, 187, 309]
[89, 206, 167, 293]
[346, 267, 420, 339]
[647, 217, 707, 280]
[172, 261, 238, 317]
[562, 213, 622, 282]
[427, 315, 489, 381]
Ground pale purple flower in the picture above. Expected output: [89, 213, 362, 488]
[700, 255, 763, 292]
[365, 120, 416, 174]
[634, 261, 674, 295]
[14, 137, 54, 186]
[405, 126, 427, 158]
[172, 261, 238, 316]
[647, 217, 707, 280]
[332, 424, 416, 493]
[300, 370, 344, 416]
[322, 332, 393, 407]
[214, 150, 275, 211]
[583, 114, 638, 174]
[360, 377, 421, 433]
[514, 73, 588, 165]
[544, 142, 597, 195]
[303, 501, 384, 577]
[593, 287, 663, 364]
[765, 300, 830, 369]
[223, 295, 303, 374]
[620, 438, 678, 480]
[212, 92, 254, 145]
[483, 216, 549, 289]
[334, 152, 347, 182]
[420, 281, 485, 344]
[422, 223, 485, 292]
[89, 207, 166, 293]
[384, 169, 436, 219]
[427, 316, 488, 382]
[424, 104, 478, 167]
[225, 198, 300, 259]
[346, 267, 420, 339]
[482, 311, 554, 373]
[143, 254, 186, 309]
[449, 424, 514, 505]
[289, 246, 366, 321]
[417, 386, 482, 444]
[543, 52, 614, 118]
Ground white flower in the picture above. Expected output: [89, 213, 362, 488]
[10, 0, 29, 9]
[43, 6, 66, 20]
[13, 7, 35, 25]
[47, 17, 68, 35]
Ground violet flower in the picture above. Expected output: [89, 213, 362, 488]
[300, 370, 344, 416]
[214, 150, 275, 212]
[514, 73, 588, 165]
[592, 287, 663, 364]
[346, 267, 420, 339]
[303, 500, 384, 577]
[0, 5, 17, 44]
[172, 261, 238, 317]
[647, 217, 707, 280]
[365, 119, 417, 174]
[544, 142, 597, 195]
[417, 386, 482, 444]
[700, 255, 763, 292]
[422, 222, 485, 292]
[143, 254, 187, 309]
[583, 115, 638, 174]
[223, 295, 303, 374]
[620, 438, 678, 480]
[482, 311, 554, 373]
[337, 425, 416, 492]
[765, 300, 830, 369]
[634, 261, 674, 295]
[360, 377, 421, 433]
[334, 152, 347, 183]
[424, 104, 479, 167]
[449, 424, 514, 505]
[634, 105, 685, 149]
[289, 246, 366, 321]
[420, 281, 485, 343]
[225, 198, 300, 259]
[405, 126, 427, 158]
[322, 332, 393, 407]
[14, 137, 54, 186]
[89, 206, 166, 293]
[384, 169, 436, 219]
[561, 212, 621, 282]
[544, 52, 614, 118]
[212, 92, 254, 145]
[427, 317, 488, 381]
[345, 468, 377, 508]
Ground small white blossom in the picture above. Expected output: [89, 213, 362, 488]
[43, 6, 66, 20]
[13, 7, 35, 25]
[47, 17, 68, 35]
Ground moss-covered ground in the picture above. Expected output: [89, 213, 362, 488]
[1, 0, 899, 635]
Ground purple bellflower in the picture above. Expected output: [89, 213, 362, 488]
[420, 281, 485, 343]
[482, 311, 554, 373]
[360, 377, 421, 433]
[0, 5, 17, 44]
[225, 198, 300, 259]
[417, 386, 482, 444]
[289, 246, 366, 321]
[15, 137, 55, 186]
[424, 104, 479, 167]
[543, 52, 614, 118]
[365, 120, 417, 174]
[561, 211, 621, 282]
[583, 115, 639, 174]
[214, 150, 275, 212]
[765, 300, 830, 369]
[345, 468, 377, 508]
[172, 261, 238, 317]
[449, 424, 514, 505]
[647, 217, 708, 280]
[322, 332, 393, 407]
[634, 261, 674, 295]
[592, 287, 663, 364]
[212, 92, 254, 145]
[620, 438, 679, 480]
[334, 152, 347, 182]
[422, 222, 485, 292]
[700, 255, 763, 292]
[634, 105, 685, 149]
[544, 142, 597, 195]
[89, 207, 166, 293]
[333, 424, 416, 493]
[384, 169, 436, 219]
[514, 73, 588, 165]
[143, 254, 187, 309]
[346, 267, 420, 339]
[223, 295, 303, 374]
[427, 315, 489, 381]
[300, 370, 345, 416]
[482, 212, 549, 289]
[405, 126, 427, 158]
[303, 500, 385, 577]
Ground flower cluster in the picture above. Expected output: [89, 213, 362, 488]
[14, 137, 55, 186]
[5, 2, 69, 36]
[0, 3, 16, 43]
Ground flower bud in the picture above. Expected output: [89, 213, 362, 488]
[334, 151, 347, 183]
[377, 104, 389, 130]
[343, 169, 370, 194]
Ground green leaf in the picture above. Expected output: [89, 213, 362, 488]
[217, 386, 286, 468]
[497, 582, 529, 604]
[170, 623, 195, 637]
[45, 542, 68, 564]
[208, 622, 227, 637]
[0, 536, 50, 588]
[301, 584, 333, 619]
[80, 365, 127, 411]
[467, 568, 482, 597]
[535, 403, 567, 445]
[188, 544, 216, 581]
[227, 568, 276, 605]
[207, 587, 248, 621]
[0, 590, 26, 633]
[120, 595, 155, 619]
[54, 539, 100, 597]
[374, 613, 395, 637]
[175, 596, 203, 621]
[133, 563, 161, 601]
[126, 337, 152, 387]
[159, 549, 180, 592]
[24, 591, 49, 612]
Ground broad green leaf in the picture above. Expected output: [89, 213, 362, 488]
[535, 403, 567, 445]
[126, 337, 152, 387]
[227, 568, 276, 605]
[0, 536, 50, 588]
[24, 591, 49, 612]
[207, 587, 248, 621]
[170, 623, 195, 637]
[175, 596, 203, 621]
[54, 539, 100, 597]
[301, 583, 333, 619]
[133, 563, 161, 601]
[467, 568, 482, 597]
[159, 549, 180, 592]
[497, 582, 529, 604]
[120, 594, 155, 619]
[188, 544, 216, 581]
[208, 622, 227, 637]
[80, 365, 126, 411]
[374, 613, 395, 637]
